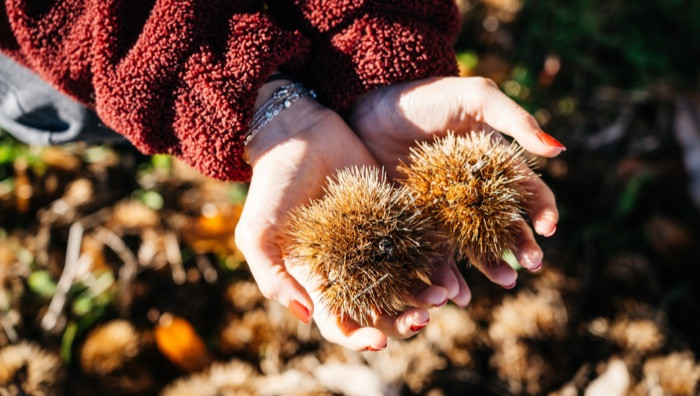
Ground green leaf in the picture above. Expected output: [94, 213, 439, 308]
[60, 321, 79, 363]
[456, 51, 479, 70]
[228, 183, 248, 204]
[0, 178, 14, 196]
[27, 270, 57, 299]
[151, 154, 173, 172]
[72, 293, 94, 316]
[615, 171, 653, 217]
[133, 189, 164, 211]
[0, 144, 17, 165]
[83, 146, 112, 164]
[502, 249, 522, 271]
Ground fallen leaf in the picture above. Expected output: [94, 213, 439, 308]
[154, 313, 213, 372]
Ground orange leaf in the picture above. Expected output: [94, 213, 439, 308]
[181, 204, 244, 257]
[154, 313, 213, 372]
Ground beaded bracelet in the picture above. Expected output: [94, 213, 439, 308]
[244, 82, 317, 146]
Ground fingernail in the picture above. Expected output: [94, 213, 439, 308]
[504, 281, 517, 289]
[544, 225, 557, 237]
[288, 300, 310, 324]
[537, 131, 566, 150]
[536, 221, 557, 237]
[410, 318, 430, 332]
[461, 291, 472, 307]
[432, 298, 448, 308]
[530, 261, 543, 272]
[523, 251, 543, 272]
[364, 343, 387, 352]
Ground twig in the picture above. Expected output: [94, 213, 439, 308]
[34, 222, 52, 268]
[40, 208, 111, 333]
[41, 221, 84, 332]
[93, 226, 139, 316]
[195, 254, 218, 284]
[584, 106, 633, 150]
[352, 273, 389, 302]
[36, 198, 81, 266]
[0, 312, 18, 343]
[137, 233, 158, 268]
[164, 232, 186, 285]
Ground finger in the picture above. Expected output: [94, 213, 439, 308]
[403, 284, 449, 309]
[513, 221, 543, 272]
[469, 256, 518, 289]
[372, 307, 431, 339]
[521, 172, 559, 237]
[476, 78, 566, 157]
[429, 256, 460, 299]
[314, 311, 389, 351]
[286, 255, 389, 351]
[235, 219, 313, 323]
[448, 259, 472, 307]
[307, 290, 388, 351]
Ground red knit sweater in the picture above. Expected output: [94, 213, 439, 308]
[0, 0, 459, 181]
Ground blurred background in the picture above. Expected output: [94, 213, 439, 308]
[1, 0, 699, 395]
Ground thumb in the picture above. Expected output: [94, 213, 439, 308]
[235, 214, 314, 323]
[395, 77, 567, 157]
[473, 77, 566, 157]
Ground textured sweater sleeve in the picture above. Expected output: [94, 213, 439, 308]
[0, 0, 310, 181]
[267, 0, 460, 113]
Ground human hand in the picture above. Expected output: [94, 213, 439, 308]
[348, 76, 563, 288]
[235, 81, 462, 350]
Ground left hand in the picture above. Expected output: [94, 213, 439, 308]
[237, 79, 463, 350]
[348, 76, 564, 289]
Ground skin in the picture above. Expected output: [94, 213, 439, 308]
[235, 76, 562, 351]
[348, 76, 562, 288]
[236, 79, 450, 351]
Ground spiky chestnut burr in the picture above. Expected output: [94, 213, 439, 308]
[398, 132, 533, 266]
[80, 320, 143, 376]
[161, 359, 261, 396]
[0, 341, 65, 396]
[286, 167, 441, 326]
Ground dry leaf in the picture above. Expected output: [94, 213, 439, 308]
[584, 358, 630, 396]
[154, 313, 213, 372]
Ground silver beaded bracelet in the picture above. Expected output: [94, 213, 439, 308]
[245, 82, 317, 146]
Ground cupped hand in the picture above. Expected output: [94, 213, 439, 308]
[235, 82, 462, 350]
[348, 76, 564, 288]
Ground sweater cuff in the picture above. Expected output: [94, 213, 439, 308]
[95, 12, 309, 182]
[304, 15, 459, 113]
[165, 14, 309, 182]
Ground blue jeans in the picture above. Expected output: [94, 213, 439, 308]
[0, 53, 125, 145]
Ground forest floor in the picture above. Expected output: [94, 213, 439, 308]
[1, 1, 699, 395]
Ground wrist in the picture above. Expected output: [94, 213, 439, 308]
[253, 77, 294, 111]
[246, 86, 324, 165]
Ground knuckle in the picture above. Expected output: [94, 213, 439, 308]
[249, 264, 286, 302]
[521, 111, 539, 127]
[476, 76, 498, 90]
[268, 273, 289, 301]
[258, 282, 280, 301]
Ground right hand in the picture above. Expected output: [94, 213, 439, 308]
[235, 81, 457, 350]
[348, 77, 563, 289]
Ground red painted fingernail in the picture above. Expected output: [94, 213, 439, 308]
[410, 319, 430, 332]
[531, 261, 543, 272]
[537, 131, 566, 150]
[364, 343, 387, 352]
[288, 300, 310, 324]
[433, 298, 448, 308]
[504, 281, 517, 289]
